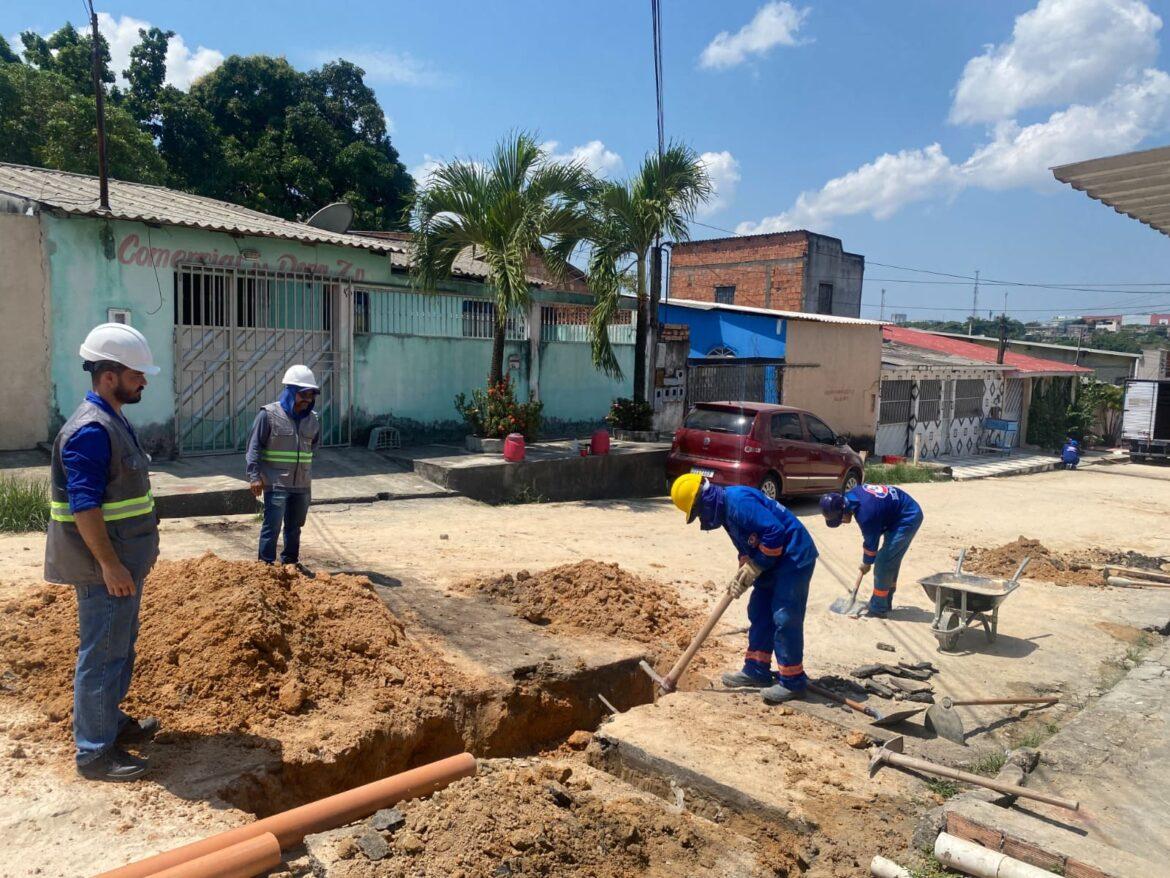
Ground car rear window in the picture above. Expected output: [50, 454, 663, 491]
[685, 408, 755, 435]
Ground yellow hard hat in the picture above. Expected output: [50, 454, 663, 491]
[671, 473, 704, 523]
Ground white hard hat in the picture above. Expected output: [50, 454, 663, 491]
[79, 323, 160, 375]
[281, 364, 319, 389]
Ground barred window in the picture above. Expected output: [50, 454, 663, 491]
[879, 380, 912, 425]
[953, 379, 985, 420]
[917, 379, 942, 422]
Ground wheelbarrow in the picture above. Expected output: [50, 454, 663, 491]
[918, 549, 1029, 652]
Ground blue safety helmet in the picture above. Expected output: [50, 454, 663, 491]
[820, 492, 847, 527]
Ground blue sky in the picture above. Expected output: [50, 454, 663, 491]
[6, 0, 1170, 321]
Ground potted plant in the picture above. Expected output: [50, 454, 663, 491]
[606, 397, 656, 442]
[456, 376, 543, 452]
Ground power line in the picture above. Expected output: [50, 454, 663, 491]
[860, 301, 1170, 315]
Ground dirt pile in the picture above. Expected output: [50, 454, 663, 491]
[460, 561, 705, 657]
[0, 553, 459, 739]
[964, 537, 1168, 587]
[325, 760, 795, 878]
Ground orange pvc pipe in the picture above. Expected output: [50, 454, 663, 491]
[93, 752, 476, 878]
[147, 833, 280, 878]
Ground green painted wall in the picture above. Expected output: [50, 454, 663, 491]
[539, 342, 633, 421]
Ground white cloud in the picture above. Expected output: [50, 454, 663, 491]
[698, 150, 741, 216]
[96, 13, 224, 90]
[409, 155, 447, 186]
[736, 145, 960, 234]
[311, 49, 443, 87]
[949, 0, 1161, 124]
[699, 2, 810, 70]
[541, 140, 624, 177]
[737, 0, 1170, 233]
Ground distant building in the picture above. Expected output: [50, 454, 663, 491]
[668, 230, 864, 318]
[891, 313, 908, 325]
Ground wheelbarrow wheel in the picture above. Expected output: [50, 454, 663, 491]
[935, 610, 963, 652]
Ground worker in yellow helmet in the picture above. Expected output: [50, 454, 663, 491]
[670, 474, 818, 704]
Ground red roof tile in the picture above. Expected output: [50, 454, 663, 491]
[882, 326, 1092, 375]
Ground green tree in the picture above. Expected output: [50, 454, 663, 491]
[20, 25, 113, 97]
[0, 63, 164, 182]
[586, 144, 711, 397]
[0, 35, 20, 65]
[410, 131, 595, 385]
[123, 26, 173, 137]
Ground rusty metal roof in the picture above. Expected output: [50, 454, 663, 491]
[664, 297, 884, 326]
[1052, 145, 1170, 238]
[0, 162, 405, 254]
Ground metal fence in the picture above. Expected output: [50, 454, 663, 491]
[173, 264, 350, 454]
[686, 360, 783, 407]
[354, 288, 528, 340]
[539, 304, 636, 344]
[878, 379, 912, 425]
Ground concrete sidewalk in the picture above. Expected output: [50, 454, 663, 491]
[1, 447, 454, 517]
[943, 448, 1125, 481]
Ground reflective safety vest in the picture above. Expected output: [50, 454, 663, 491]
[45, 399, 159, 586]
[259, 402, 318, 491]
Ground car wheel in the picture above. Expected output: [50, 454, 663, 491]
[760, 473, 782, 499]
[840, 468, 862, 493]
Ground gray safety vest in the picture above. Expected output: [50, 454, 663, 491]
[259, 402, 319, 491]
[44, 399, 159, 586]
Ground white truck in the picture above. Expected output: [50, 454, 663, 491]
[1122, 379, 1170, 461]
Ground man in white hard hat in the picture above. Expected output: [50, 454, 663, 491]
[245, 365, 321, 568]
[44, 324, 161, 781]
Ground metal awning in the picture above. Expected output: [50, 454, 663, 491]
[1052, 145, 1170, 238]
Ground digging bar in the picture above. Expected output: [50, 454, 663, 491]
[924, 696, 1059, 744]
[807, 681, 927, 727]
[639, 589, 736, 695]
[869, 735, 1079, 811]
[829, 569, 868, 616]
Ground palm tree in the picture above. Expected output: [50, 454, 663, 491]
[410, 132, 595, 386]
[587, 144, 711, 399]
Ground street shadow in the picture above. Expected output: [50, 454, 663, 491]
[883, 606, 936, 624]
[961, 703, 1060, 739]
[331, 570, 404, 589]
[140, 729, 284, 813]
[578, 498, 669, 515]
[939, 632, 1040, 659]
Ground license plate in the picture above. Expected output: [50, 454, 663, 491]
[691, 467, 715, 477]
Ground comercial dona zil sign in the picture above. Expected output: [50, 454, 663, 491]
[116, 233, 369, 280]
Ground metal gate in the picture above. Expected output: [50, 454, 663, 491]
[174, 264, 352, 455]
[686, 359, 783, 408]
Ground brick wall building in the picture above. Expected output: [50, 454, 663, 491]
[668, 230, 864, 318]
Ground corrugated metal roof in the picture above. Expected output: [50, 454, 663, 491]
[882, 341, 1009, 371]
[1052, 145, 1170, 238]
[351, 230, 552, 287]
[0, 162, 405, 254]
[664, 297, 884, 326]
[930, 332, 1142, 360]
[884, 326, 1092, 376]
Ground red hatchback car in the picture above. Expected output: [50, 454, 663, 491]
[666, 402, 864, 500]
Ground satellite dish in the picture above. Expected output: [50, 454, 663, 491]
[306, 202, 355, 233]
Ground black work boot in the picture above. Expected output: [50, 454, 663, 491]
[116, 716, 160, 746]
[77, 747, 149, 782]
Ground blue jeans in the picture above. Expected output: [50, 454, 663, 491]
[743, 561, 814, 691]
[74, 578, 144, 766]
[259, 488, 311, 564]
[871, 511, 924, 614]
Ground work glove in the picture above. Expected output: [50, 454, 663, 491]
[859, 563, 872, 576]
[728, 559, 763, 599]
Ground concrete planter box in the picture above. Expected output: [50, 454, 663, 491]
[613, 429, 658, 443]
[465, 435, 505, 453]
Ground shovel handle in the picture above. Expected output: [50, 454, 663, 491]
[663, 589, 736, 690]
[949, 697, 1058, 707]
[808, 681, 879, 719]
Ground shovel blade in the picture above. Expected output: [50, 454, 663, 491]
[924, 703, 966, 744]
[870, 705, 928, 727]
[830, 596, 867, 615]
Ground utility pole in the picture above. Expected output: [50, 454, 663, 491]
[997, 312, 1009, 364]
[646, 0, 666, 406]
[968, 269, 980, 336]
[880, 288, 886, 321]
[87, 1, 110, 212]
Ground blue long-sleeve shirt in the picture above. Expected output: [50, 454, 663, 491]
[244, 408, 271, 484]
[61, 391, 140, 513]
[720, 486, 819, 572]
[845, 484, 922, 565]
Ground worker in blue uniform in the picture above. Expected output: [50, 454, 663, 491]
[820, 484, 924, 617]
[1060, 437, 1080, 470]
[671, 474, 818, 704]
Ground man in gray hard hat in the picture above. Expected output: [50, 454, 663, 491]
[45, 323, 161, 782]
[246, 365, 321, 569]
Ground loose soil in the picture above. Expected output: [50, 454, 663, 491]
[458, 561, 711, 672]
[318, 759, 801, 878]
[0, 553, 459, 744]
[964, 537, 1165, 587]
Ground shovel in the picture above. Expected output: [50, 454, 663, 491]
[639, 589, 736, 695]
[807, 681, 927, 727]
[829, 569, 868, 616]
[924, 696, 1059, 744]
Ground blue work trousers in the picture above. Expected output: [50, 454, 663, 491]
[258, 488, 311, 564]
[743, 561, 814, 691]
[870, 511, 924, 613]
[74, 578, 144, 766]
